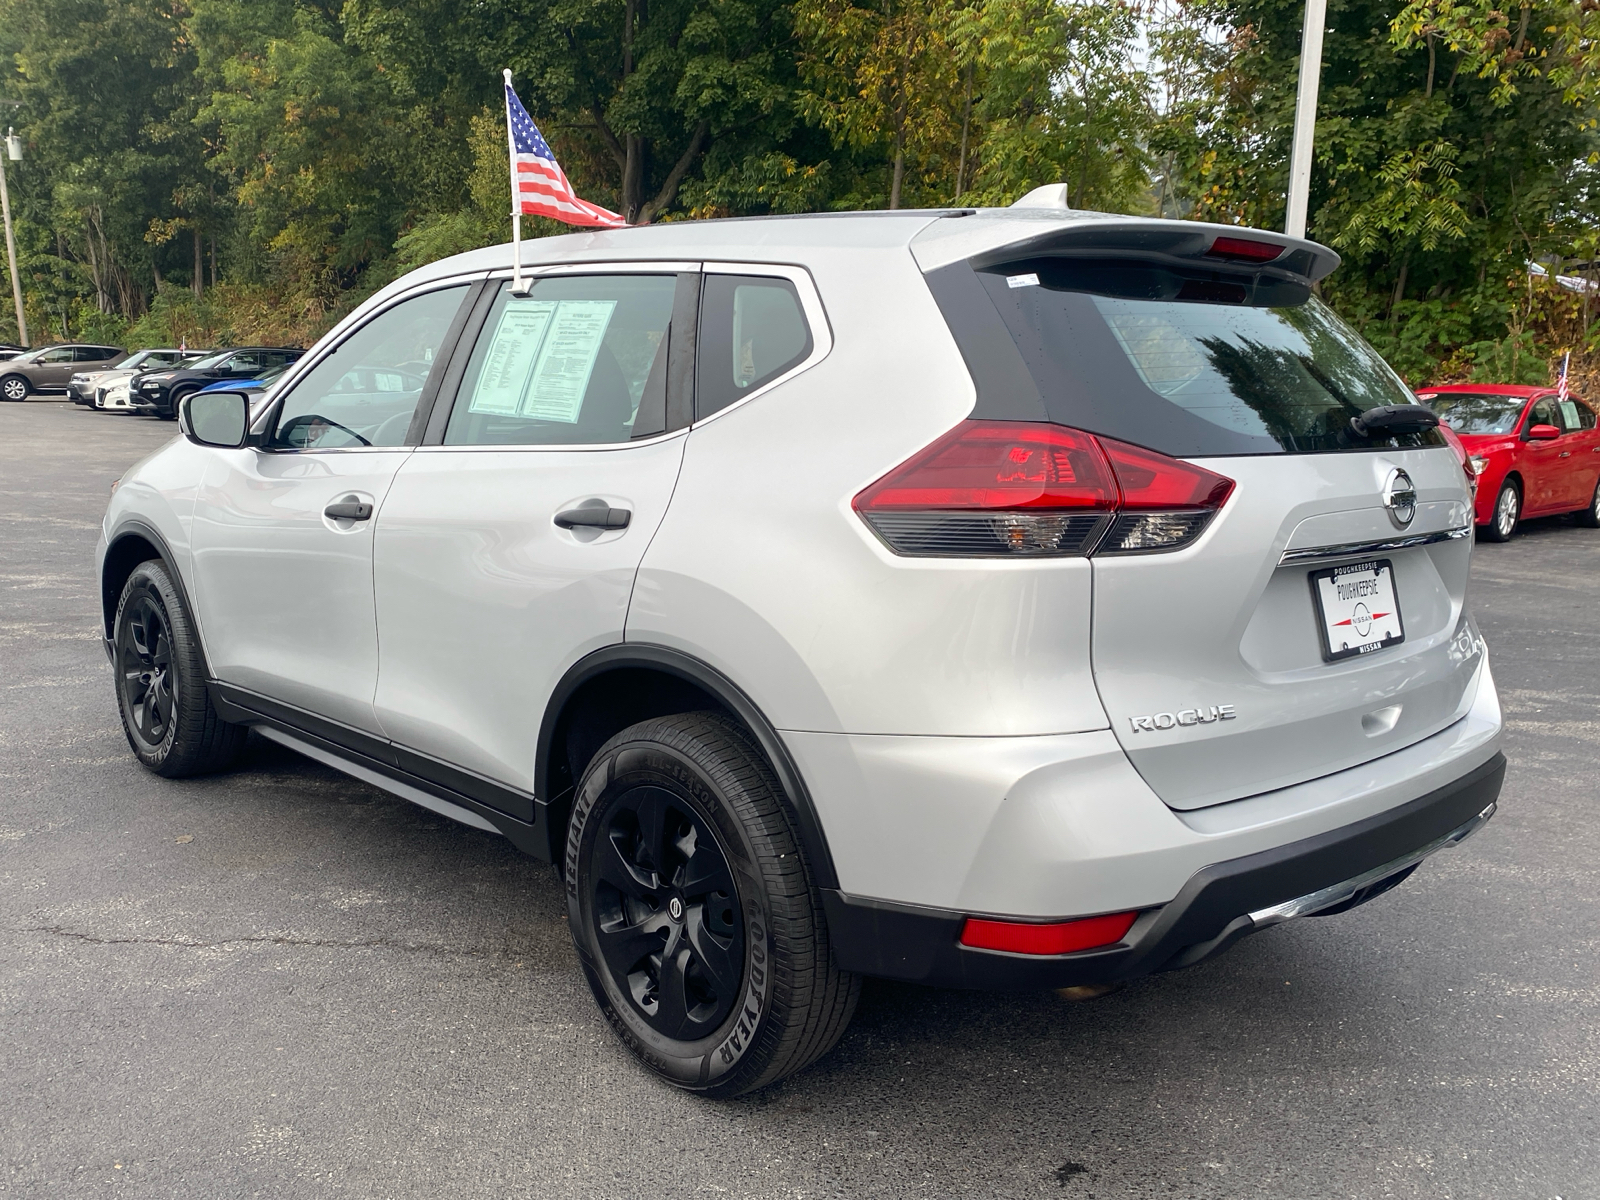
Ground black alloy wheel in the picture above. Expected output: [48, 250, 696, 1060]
[567, 712, 859, 1097]
[591, 785, 744, 1041]
[118, 589, 177, 751]
[1, 374, 28, 401]
[112, 560, 247, 776]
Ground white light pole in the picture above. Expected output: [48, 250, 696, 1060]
[1285, 0, 1327, 241]
[0, 124, 26, 347]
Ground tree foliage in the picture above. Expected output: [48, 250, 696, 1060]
[0, 0, 1594, 383]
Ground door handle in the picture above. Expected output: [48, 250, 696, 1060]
[324, 500, 374, 521]
[554, 506, 631, 530]
[1560, 451, 1572, 458]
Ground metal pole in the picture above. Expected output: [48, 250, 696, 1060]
[0, 147, 27, 347]
[1285, 0, 1327, 241]
[503, 69, 525, 294]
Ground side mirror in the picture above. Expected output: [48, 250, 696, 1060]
[181, 390, 251, 448]
[1527, 423, 1562, 441]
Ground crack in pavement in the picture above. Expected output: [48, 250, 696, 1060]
[13, 924, 510, 958]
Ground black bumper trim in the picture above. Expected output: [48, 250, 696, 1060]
[823, 752, 1505, 991]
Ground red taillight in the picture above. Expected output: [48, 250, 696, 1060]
[1436, 422, 1477, 494]
[960, 911, 1138, 955]
[1206, 235, 1284, 263]
[853, 420, 1234, 557]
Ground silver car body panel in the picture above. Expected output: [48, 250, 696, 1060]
[99, 208, 1502, 924]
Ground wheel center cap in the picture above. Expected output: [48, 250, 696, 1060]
[667, 896, 684, 921]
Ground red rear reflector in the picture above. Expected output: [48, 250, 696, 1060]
[960, 911, 1138, 955]
[1207, 236, 1283, 263]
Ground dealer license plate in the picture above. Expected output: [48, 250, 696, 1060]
[1310, 559, 1405, 662]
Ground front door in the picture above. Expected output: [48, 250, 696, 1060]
[189, 283, 473, 733]
[372, 271, 696, 812]
[1520, 395, 1567, 514]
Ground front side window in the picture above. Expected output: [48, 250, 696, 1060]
[445, 275, 677, 446]
[39, 348, 72, 364]
[695, 275, 813, 418]
[270, 285, 469, 450]
[1527, 397, 1559, 432]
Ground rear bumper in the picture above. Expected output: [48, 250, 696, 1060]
[825, 751, 1503, 990]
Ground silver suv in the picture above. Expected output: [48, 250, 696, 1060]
[96, 206, 1504, 1097]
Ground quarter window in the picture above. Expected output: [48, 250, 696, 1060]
[270, 285, 469, 450]
[695, 275, 813, 418]
[445, 275, 678, 447]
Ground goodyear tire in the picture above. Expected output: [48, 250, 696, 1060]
[566, 712, 858, 1097]
[113, 559, 248, 777]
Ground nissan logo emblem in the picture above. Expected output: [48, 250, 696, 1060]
[1383, 468, 1417, 529]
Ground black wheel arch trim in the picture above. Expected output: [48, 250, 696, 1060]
[101, 520, 209, 673]
[537, 644, 840, 890]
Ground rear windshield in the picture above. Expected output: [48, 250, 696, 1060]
[947, 258, 1443, 457]
[1416, 391, 1526, 434]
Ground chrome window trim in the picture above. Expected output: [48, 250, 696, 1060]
[689, 261, 833, 428]
[1277, 525, 1472, 566]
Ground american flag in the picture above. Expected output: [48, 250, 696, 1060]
[505, 78, 627, 229]
[1558, 350, 1570, 402]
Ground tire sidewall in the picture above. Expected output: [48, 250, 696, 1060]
[113, 563, 185, 769]
[566, 737, 777, 1092]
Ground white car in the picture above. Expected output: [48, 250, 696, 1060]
[70, 348, 197, 407]
[96, 200, 1504, 1097]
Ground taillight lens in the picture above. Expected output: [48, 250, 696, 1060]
[853, 420, 1234, 557]
[1436, 423, 1478, 495]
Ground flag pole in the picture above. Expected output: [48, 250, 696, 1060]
[503, 68, 525, 294]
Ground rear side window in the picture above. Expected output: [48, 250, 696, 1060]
[936, 258, 1444, 457]
[445, 275, 677, 446]
[695, 275, 813, 418]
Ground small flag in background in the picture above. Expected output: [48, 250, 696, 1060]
[505, 79, 627, 229]
[1558, 350, 1570, 403]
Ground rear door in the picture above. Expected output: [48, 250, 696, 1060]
[1556, 395, 1600, 507]
[963, 253, 1482, 810]
[371, 267, 698, 811]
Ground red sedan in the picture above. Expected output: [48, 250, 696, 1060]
[1417, 384, 1600, 540]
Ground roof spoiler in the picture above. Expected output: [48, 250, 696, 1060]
[966, 217, 1339, 284]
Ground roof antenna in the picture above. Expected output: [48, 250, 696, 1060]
[1010, 183, 1071, 209]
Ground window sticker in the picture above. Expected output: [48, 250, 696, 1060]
[523, 300, 617, 422]
[1006, 273, 1040, 289]
[468, 300, 556, 415]
[1560, 399, 1580, 429]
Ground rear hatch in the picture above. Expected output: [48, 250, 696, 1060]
[920, 221, 1482, 809]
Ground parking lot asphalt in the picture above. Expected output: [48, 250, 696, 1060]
[1, 399, 1597, 1199]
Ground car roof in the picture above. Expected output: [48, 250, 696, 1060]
[386, 207, 1341, 296]
[1419, 384, 1549, 397]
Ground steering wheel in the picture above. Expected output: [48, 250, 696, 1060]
[276, 413, 371, 449]
[371, 410, 415, 446]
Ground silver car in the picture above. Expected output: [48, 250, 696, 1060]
[95, 202, 1503, 1097]
[71, 349, 202, 407]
